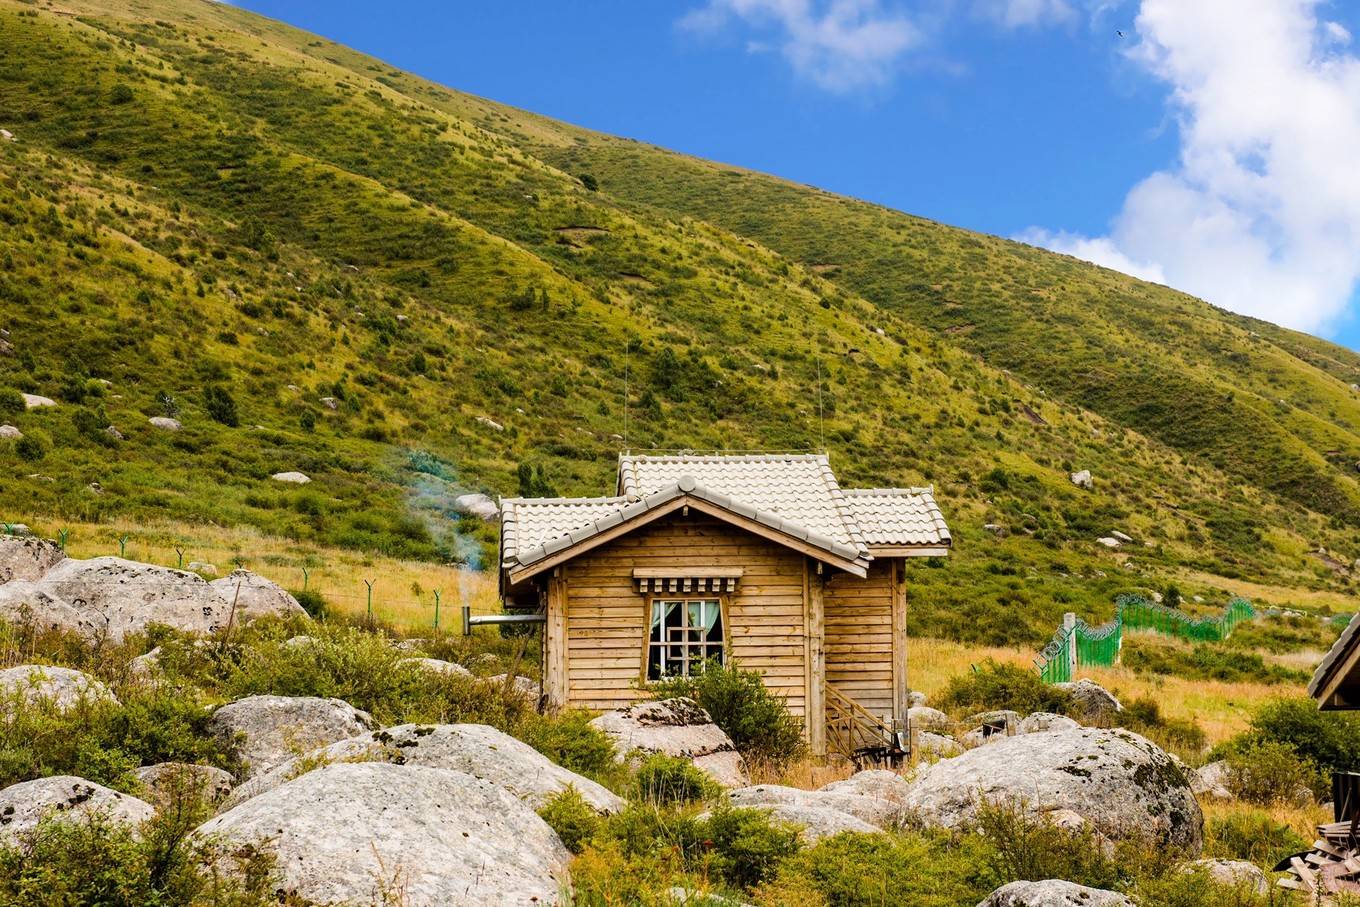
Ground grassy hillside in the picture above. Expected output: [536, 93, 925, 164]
[1, 0, 1358, 645]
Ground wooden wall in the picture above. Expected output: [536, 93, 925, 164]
[824, 558, 897, 718]
[559, 511, 809, 715]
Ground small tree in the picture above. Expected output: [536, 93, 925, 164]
[516, 462, 556, 497]
[202, 386, 239, 427]
[578, 173, 599, 192]
[0, 388, 23, 420]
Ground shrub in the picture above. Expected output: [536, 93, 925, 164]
[109, 84, 134, 104]
[936, 659, 1074, 717]
[760, 830, 990, 907]
[538, 788, 600, 855]
[1240, 697, 1360, 777]
[1204, 809, 1308, 866]
[651, 661, 805, 769]
[0, 388, 23, 420]
[1131, 870, 1272, 907]
[974, 801, 1123, 892]
[202, 385, 239, 427]
[699, 807, 801, 891]
[14, 429, 48, 462]
[1223, 739, 1322, 804]
[290, 588, 329, 620]
[518, 710, 619, 785]
[1121, 696, 1206, 755]
[633, 754, 717, 805]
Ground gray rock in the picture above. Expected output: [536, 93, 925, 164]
[209, 569, 308, 622]
[104, 425, 123, 441]
[591, 698, 748, 787]
[34, 556, 233, 642]
[1191, 761, 1232, 800]
[1054, 679, 1122, 724]
[187, 561, 217, 576]
[819, 769, 913, 808]
[269, 471, 310, 484]
[908, 691, 928, 708]
[1070, 469, 1094, 490]
[476, 415, 504, 432]
[0, 581, 98, 638]
[403, 657, 472, 677]
[488, 673, 539, 699]
[717, 796, 877, 843]
[728, 779, 903, 831]
[0, 425, 19, 440]
[916, 731, 964, 758]
[0, 664, 116, 711]
[453, 493, 500, 521]
[195, 762, 570, 906]
[319, 396, 338, 410]
[0, 776, 154, 846]
[1096, 536, 1122, 548]
[0, 535, 64, 583]
[129, 647, 161, 681]
[977, 880, 1133, 907]
[908, 705, 952, 733]
[222, 723, 624, 815]
[1110, 530, 1134, 543]
[904, 727, 1202, 853]
[1179, 858, 1268, 895]
[207, 695, 376, 777]
[1018, 712, 1080, 734]
[133, 762, 235, 807]
[21, 393, 55, 409]
[148, 416, 180, 431]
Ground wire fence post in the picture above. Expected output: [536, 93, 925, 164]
[117, 535, 129, 558]
[433, 590, 441, 630]
[57, 528, 69, 550]
[301, 566, 310, 591]
[174, 546, 185, 568]
[363, 579, 375, 621]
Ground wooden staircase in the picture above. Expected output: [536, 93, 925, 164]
[824, 684, 907, 766]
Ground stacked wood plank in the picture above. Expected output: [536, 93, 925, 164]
[1279, 820, 1360, 898]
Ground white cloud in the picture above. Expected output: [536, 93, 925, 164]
[974, 0, 1076, 29]
[1016, 227, 1166, 283]
[1021, 0, 1360, 333]
[679, 0, 922, 91]
[1324, 21, 1352, 45]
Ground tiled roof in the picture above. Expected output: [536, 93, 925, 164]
[499, 454, 952, 577]
[1308, 611, 1360, 702]
[841, 488, 951, 547]
[617, 454, 866, 553]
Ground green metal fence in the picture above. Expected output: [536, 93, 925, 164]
[1035, 595, 1256, 681]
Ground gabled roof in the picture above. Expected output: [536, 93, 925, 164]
[617, 453, 866, 553]
[1309, 612, 1360, 709]
[841, 488, 952, 548]
[499, 453, 952, 585]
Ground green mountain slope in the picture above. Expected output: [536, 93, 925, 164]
[1, 0, 1357, 642]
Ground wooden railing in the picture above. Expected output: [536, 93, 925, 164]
[825, 684, 903, 762]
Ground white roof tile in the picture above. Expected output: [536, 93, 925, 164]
[841, 488, 951, 547]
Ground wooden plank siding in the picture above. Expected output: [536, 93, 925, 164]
[560, 511, 810, 716]
[823, 558, 898, 719]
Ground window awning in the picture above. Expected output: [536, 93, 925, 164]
[633, 567, 744, 594]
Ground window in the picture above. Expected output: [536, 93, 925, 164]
[647, 598, 724, 680]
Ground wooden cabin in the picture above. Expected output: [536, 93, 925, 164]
[1310, 614, 1360, 710]
[499, 454, 951, 757]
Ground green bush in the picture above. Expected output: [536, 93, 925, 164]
[936, 659, 1074, 717]
[1204, 809, 1308, 866]
[14, 429, 48, 462]
[1131, 870, 1272, 907]
[1121, 696, 1206, 755]
[1238, 697, 1360, 777]
[202, 385, 239, 427]
[1223, 739, 1322, 804]
[699, 807, 801, 892]
[0, 388, 23, 420]
[518, 710, 620, 785]
[538, 788, 600, 855]
[760, 830, 990, 907]
[289, 588, 329, 620]
[1124, 641, 1308, 685]
[651, 661, 805, 769]
[974, 801, 1123, 893]
[633, 754, 717, 805]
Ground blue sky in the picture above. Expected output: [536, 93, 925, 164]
[232, 1, 1360, 350]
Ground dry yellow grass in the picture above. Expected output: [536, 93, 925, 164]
[907, 636, 1296, 746]
[41, 517, 500, 629]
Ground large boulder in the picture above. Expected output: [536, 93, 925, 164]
[0, 664, 116, 711]
[819, 769, 913, 808]
[207, 695, 376, 777]
[727, 782, 901, 834]
[903, 727, 1202, 853]
[222, 723, 624, 814]
[195, 762, 570, 906]
[977, 880, 1133, 907]
[34, 557, 232, 642]
[1191, 761, 1232, 800]
[917, 731, 964, 759]
[209, 569, 308, 622]
[1054, 679, 1122, 724]
[133, 762, 235, 808]
[717, 793, 878, 843]
[0, 582, 98, 638]
[591, 698, 747, 787]
[0, 776, 154, 846]
[403, 657, 471, 677]
[1179, 858, 1268, 895]
[1019, 712, 1079, 735]
[0, 535, 64, 583]
[908, 705, 952, 733]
